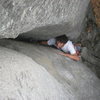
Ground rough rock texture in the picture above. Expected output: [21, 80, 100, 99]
[0, 46, 67, 100]
[0, 0, 100, 99]
[0, 39, 100, 100]
[81, 29, 100, 78]
[78, 2, 100, 78]
[0, 0, 89, 39]
[91, 0, 100, 27]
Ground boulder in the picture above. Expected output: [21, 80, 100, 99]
[78, 2, 100, 78]
[0, 0, 89, 39]
[0, 46, 68, 100]
[0, 39, 100, 100]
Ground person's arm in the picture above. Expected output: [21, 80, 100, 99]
[39, 41, 48, 45]
[58, 52, 80, 61]
[64, 41, 80, 61]
[39, 38, 56, 46]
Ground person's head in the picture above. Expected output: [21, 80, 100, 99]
[55, 35, 68, 48]
[56, 41, 65, 48]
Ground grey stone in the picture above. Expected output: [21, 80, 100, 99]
[0, 39, 100, 100]
[0, 0, 89, 39]
[77, 3, 100, 78]
[0, 46, 68, 100]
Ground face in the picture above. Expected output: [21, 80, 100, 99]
[56, 41, 64, 48]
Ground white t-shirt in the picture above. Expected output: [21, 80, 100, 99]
[47, 38, 56, 46]
[61, 40, 76, 54]
[47, 38, 76, 54]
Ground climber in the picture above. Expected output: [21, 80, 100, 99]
[39, 35, 81, 61]
[56, 36, 81, 61]
[38, 35, 67, 48]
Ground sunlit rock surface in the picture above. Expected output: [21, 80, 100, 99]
[0, 0, 89, 39]
[0, 46, 67, 100]
[0, 39, 100, 100]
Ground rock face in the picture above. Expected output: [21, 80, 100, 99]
[0, 0, 89, 39]
[0, 46, 67, 100]
[80, 29, 100, 77]
[0, 0, 100, 99]
[78, 2, 100, 78]
[0, 39, 100, 100]
[91, 0, 100, 27]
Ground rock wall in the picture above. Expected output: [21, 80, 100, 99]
[0, 39, 100, 100]
[78, 2, 100, 78]
[0, 0, 89, 39]
[0, 0, 100, 99]
[91, 0, 100, 27]
[0, 46, 68, 100]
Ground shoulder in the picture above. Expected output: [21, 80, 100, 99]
[48, 38, 56, 43]
[67, 40, 76, 54]
[67, 40, 73, 45]
[47, 38, 56, 45]
[64, 40, 73, 47]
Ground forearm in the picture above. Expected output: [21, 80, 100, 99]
[60, 53, 80, 61]
[40, 41, 48, 45]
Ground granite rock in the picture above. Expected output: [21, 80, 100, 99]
[0, 0, 89, 39]
[0, 39, 100, 100]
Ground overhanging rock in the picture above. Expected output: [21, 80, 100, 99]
[0, 0, 90, 39]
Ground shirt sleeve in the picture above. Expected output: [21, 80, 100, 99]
[47, 38, 56, 46]
[67, 41, 76, 54]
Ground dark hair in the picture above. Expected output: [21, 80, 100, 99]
[56, 35, 68, 44]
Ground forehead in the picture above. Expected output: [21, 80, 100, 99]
[56, 41, 63, 45]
